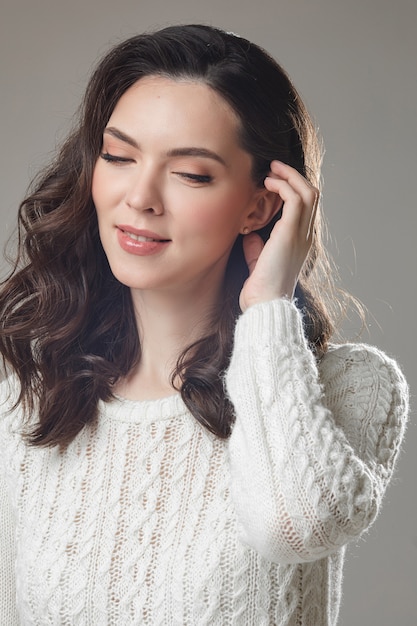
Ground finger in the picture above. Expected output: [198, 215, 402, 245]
[269, 161, 319, 208]
[306, 190, 320, 241]
[264, 177, 305, 231]
[265, 163, 319, 238]
[270, 160, 316, 190]
[242, 232, 264, 275]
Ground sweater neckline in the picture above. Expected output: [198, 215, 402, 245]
[99, 392, 188, 424]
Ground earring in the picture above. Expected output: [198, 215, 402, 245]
[241, 226, 250, 235]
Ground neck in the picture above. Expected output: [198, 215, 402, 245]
[116, 285, 221, 401]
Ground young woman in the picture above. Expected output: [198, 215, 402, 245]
[0, 24, 409, 625]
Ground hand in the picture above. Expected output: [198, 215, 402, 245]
[239, 160, 319, 312]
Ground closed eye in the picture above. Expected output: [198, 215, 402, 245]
[100, 152, 133, 164]
[174, 172, 213, 184]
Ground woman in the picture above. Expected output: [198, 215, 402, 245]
[0, 24, 408, 625]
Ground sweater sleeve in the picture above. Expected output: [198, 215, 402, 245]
[0, 470, 18, 625]
[0, 378, 19, 625]
[225, 298, 409, 565]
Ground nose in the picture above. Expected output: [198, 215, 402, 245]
[125, 166, 164, 215]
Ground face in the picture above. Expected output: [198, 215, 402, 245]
[92, 76, 264, 300]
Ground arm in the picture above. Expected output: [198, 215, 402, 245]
[226, 298, 408, 564]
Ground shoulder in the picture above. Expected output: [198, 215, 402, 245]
[0, 374, 25, 450]
[0, 373, 20, 412]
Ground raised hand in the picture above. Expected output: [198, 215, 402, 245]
[239, 161, 319, 312]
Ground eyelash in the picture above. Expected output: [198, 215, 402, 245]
[174, 172, 213, 184]
[100, 153, 213, 184]
[100, 152, 132, 164]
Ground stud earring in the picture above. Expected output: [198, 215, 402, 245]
[241, 226, 250, 235]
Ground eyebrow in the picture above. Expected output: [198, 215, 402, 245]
[103, 126, 227, 166]
[104, 127, 139, 148]
[166, 147, 226, 166]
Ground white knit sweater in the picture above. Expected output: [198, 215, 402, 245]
[0, 299, 409, 625]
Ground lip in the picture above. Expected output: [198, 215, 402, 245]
[117, 225, 169, 240]
[116, 225, 171, 256]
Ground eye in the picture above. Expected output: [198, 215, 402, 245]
[100, 152, 133, 165]
[174, 172, 213, 184]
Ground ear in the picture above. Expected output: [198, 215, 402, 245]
[241, 189, 283, 234]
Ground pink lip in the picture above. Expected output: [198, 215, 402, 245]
[117, 225, 169, 239]
[116, 225, 171, 256]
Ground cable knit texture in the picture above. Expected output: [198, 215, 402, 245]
[0, 299, 408, 625]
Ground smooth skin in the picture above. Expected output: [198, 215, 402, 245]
[92, 76, 318, 399]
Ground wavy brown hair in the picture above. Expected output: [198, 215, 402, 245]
[1, 24, 346, 447]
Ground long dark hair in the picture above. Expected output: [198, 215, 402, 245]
[0, 24, 343, 447]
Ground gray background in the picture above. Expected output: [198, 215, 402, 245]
[1, 0, 416, 623]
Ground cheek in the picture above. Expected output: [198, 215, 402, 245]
[188, 190, 247, 235]
[91, 166, 104, 210]
[91, 164, 123, 209]
[183, 204, 234, 241]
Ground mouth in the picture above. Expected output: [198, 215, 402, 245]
[118, 226, 170, 243]
[125, 233, 169, 243]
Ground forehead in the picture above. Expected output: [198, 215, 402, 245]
[107, 76, 241, 146]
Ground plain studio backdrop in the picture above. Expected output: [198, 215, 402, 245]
[1, 1, 416, 624]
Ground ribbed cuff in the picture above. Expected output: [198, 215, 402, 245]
[234, 299, 308, 350]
